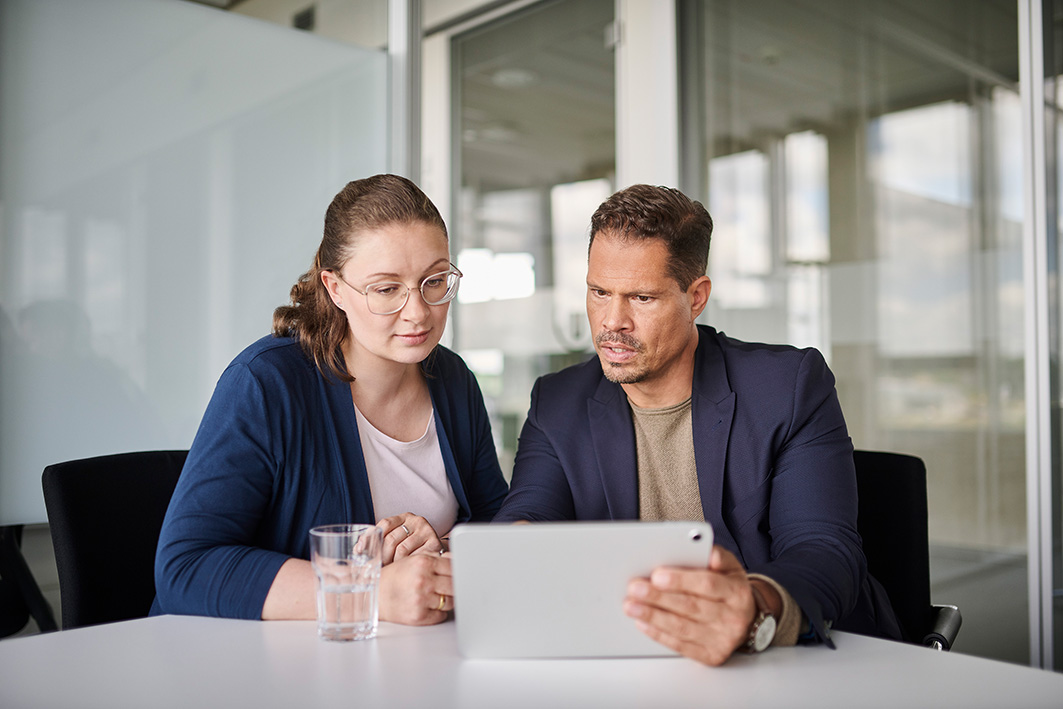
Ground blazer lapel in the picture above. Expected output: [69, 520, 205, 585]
[691, 328, 739, 554]
[588, 377, 639, 520]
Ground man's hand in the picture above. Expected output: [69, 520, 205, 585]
[623, 545, 757, 666]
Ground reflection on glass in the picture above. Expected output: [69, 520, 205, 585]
[0, 0, 387, 526]
[454, 0, 615, 474]
[785, 131, 829, 264]
[695, 0, 1023, 664]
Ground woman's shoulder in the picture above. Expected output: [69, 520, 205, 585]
[225, 334, 317, 382]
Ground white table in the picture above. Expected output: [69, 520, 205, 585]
[1, 616, 1061, 708]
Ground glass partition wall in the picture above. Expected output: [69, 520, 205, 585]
[689, 0, 1026, 664]
[451, 0, 615, 473]
[447, 0, 1036, 666]
[1036, 0, 1063, 672]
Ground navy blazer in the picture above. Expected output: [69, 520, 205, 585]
[495, 325, 900, 642]
[153, 336, 508, 619]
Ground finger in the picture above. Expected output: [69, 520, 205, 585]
[405, 555, 454, 597]
[431, 574, 454, 598]
[394, 532, 443, 561]
[376, 515, 406, 537]
[382, 519, 420, 563]
[709, 545, 744, 572]
[632, 618, 733, 667]
[648, 565, 745, 602]
[381, 530, 404, 565]
[627, 579, 712, 621]
[427, 592, 453, 613]
[623, 598, 711, 644]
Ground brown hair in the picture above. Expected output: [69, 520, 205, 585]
[272, 174, 448, 381]
[589, 184, 713, 290]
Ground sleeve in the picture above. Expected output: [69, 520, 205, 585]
[492, 378, 577, 522]
[460, 366, 510, 522]
[153, 362, 290, 620]
[747, 573, 803, 646]
[747, 347, 863, 647]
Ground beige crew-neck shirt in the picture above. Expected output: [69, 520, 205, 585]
[628, 395, 803, 646]
[630, 397, 703, 522]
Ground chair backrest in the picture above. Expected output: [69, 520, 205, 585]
[853, 449, 933, 645]
[42, 450, 188, 629]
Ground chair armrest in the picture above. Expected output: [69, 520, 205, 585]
[923, 604, 962, 651]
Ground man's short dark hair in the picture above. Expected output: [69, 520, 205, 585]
[589, 184, 713, 290]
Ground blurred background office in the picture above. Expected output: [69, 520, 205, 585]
[1, 0, 1061, 673]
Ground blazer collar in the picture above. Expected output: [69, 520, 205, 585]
[585, 326, 739, 551]
[691, 327, 739, 553]
[588, 373, 639, 519]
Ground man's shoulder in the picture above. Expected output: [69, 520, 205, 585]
[705, 325, 820, 365]
[701, 326, 830, 389]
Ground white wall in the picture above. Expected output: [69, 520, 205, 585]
[0, 0, 388, 526]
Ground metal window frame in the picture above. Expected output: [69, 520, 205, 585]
[1019, 0, 1055, 671]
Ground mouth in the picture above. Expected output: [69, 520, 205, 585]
[395, 330, 431, 345]
[598, 341, 638, 364]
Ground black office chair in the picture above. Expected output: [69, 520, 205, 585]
[41, 450, 188, 629]
[853, 449, 962, 650]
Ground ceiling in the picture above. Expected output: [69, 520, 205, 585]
[455, 0, 1019, 192]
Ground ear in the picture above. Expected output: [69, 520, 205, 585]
[688, 276, 712, 320]
[320, 269, 344, 308]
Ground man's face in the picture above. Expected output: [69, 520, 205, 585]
[586, 231, 708, 392]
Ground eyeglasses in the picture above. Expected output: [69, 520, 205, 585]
[335, 264, 463, 315]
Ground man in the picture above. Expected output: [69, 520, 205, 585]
[494, 184, 901, 665]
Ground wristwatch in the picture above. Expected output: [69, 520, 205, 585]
[743, 584, 777, 653]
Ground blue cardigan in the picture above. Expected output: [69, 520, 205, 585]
[152, 335, 508, 619]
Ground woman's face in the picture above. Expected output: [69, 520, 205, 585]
[322, 221, 452, 370]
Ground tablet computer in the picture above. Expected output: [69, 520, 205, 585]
[449, 520, 713, 659]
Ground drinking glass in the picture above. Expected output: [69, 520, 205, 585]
[309, 524, 383, 641]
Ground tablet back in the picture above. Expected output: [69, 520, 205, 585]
[449, 521, 713, 659]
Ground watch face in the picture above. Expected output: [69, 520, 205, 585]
[752, 614, 777, 653]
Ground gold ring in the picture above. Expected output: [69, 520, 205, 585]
[401, 524, 411, 537]
[436, 594, 446, 611]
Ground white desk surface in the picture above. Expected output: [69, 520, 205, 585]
[1, 615, 1061, 709]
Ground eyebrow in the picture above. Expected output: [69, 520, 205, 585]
[587, 281, 665, 297]
[364, 258, 450, 282]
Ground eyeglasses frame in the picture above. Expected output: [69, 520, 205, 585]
[332, 263, 463, 315]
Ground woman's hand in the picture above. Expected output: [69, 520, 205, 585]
[378, 553, 453, 625]
[376, 513, 444, 564]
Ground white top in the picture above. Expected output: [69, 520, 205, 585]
[354, 403, 458, 536]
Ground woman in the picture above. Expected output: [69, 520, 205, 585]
[153, 175, 508, 624]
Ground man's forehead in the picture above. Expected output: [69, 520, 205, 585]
[588, 236, 674, 289]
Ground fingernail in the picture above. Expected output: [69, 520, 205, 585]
[624, 600, 645, 618]
[629, 579, 650, 597]
[651, 569, 672, 586]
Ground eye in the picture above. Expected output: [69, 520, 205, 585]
[423, 277, 445, 288]
[634, 295, 653, 303]
[372, 284, 400, 296]
[589, 288, 608, 298]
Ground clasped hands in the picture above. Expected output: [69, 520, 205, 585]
[376, 513, 453, 626]
[623, 545, 761, 666]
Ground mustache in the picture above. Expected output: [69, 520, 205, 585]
[595, 331, 643, 351]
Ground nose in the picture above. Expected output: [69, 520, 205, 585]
[399, 284, 431, 321]
[599, 296, 632, 333]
